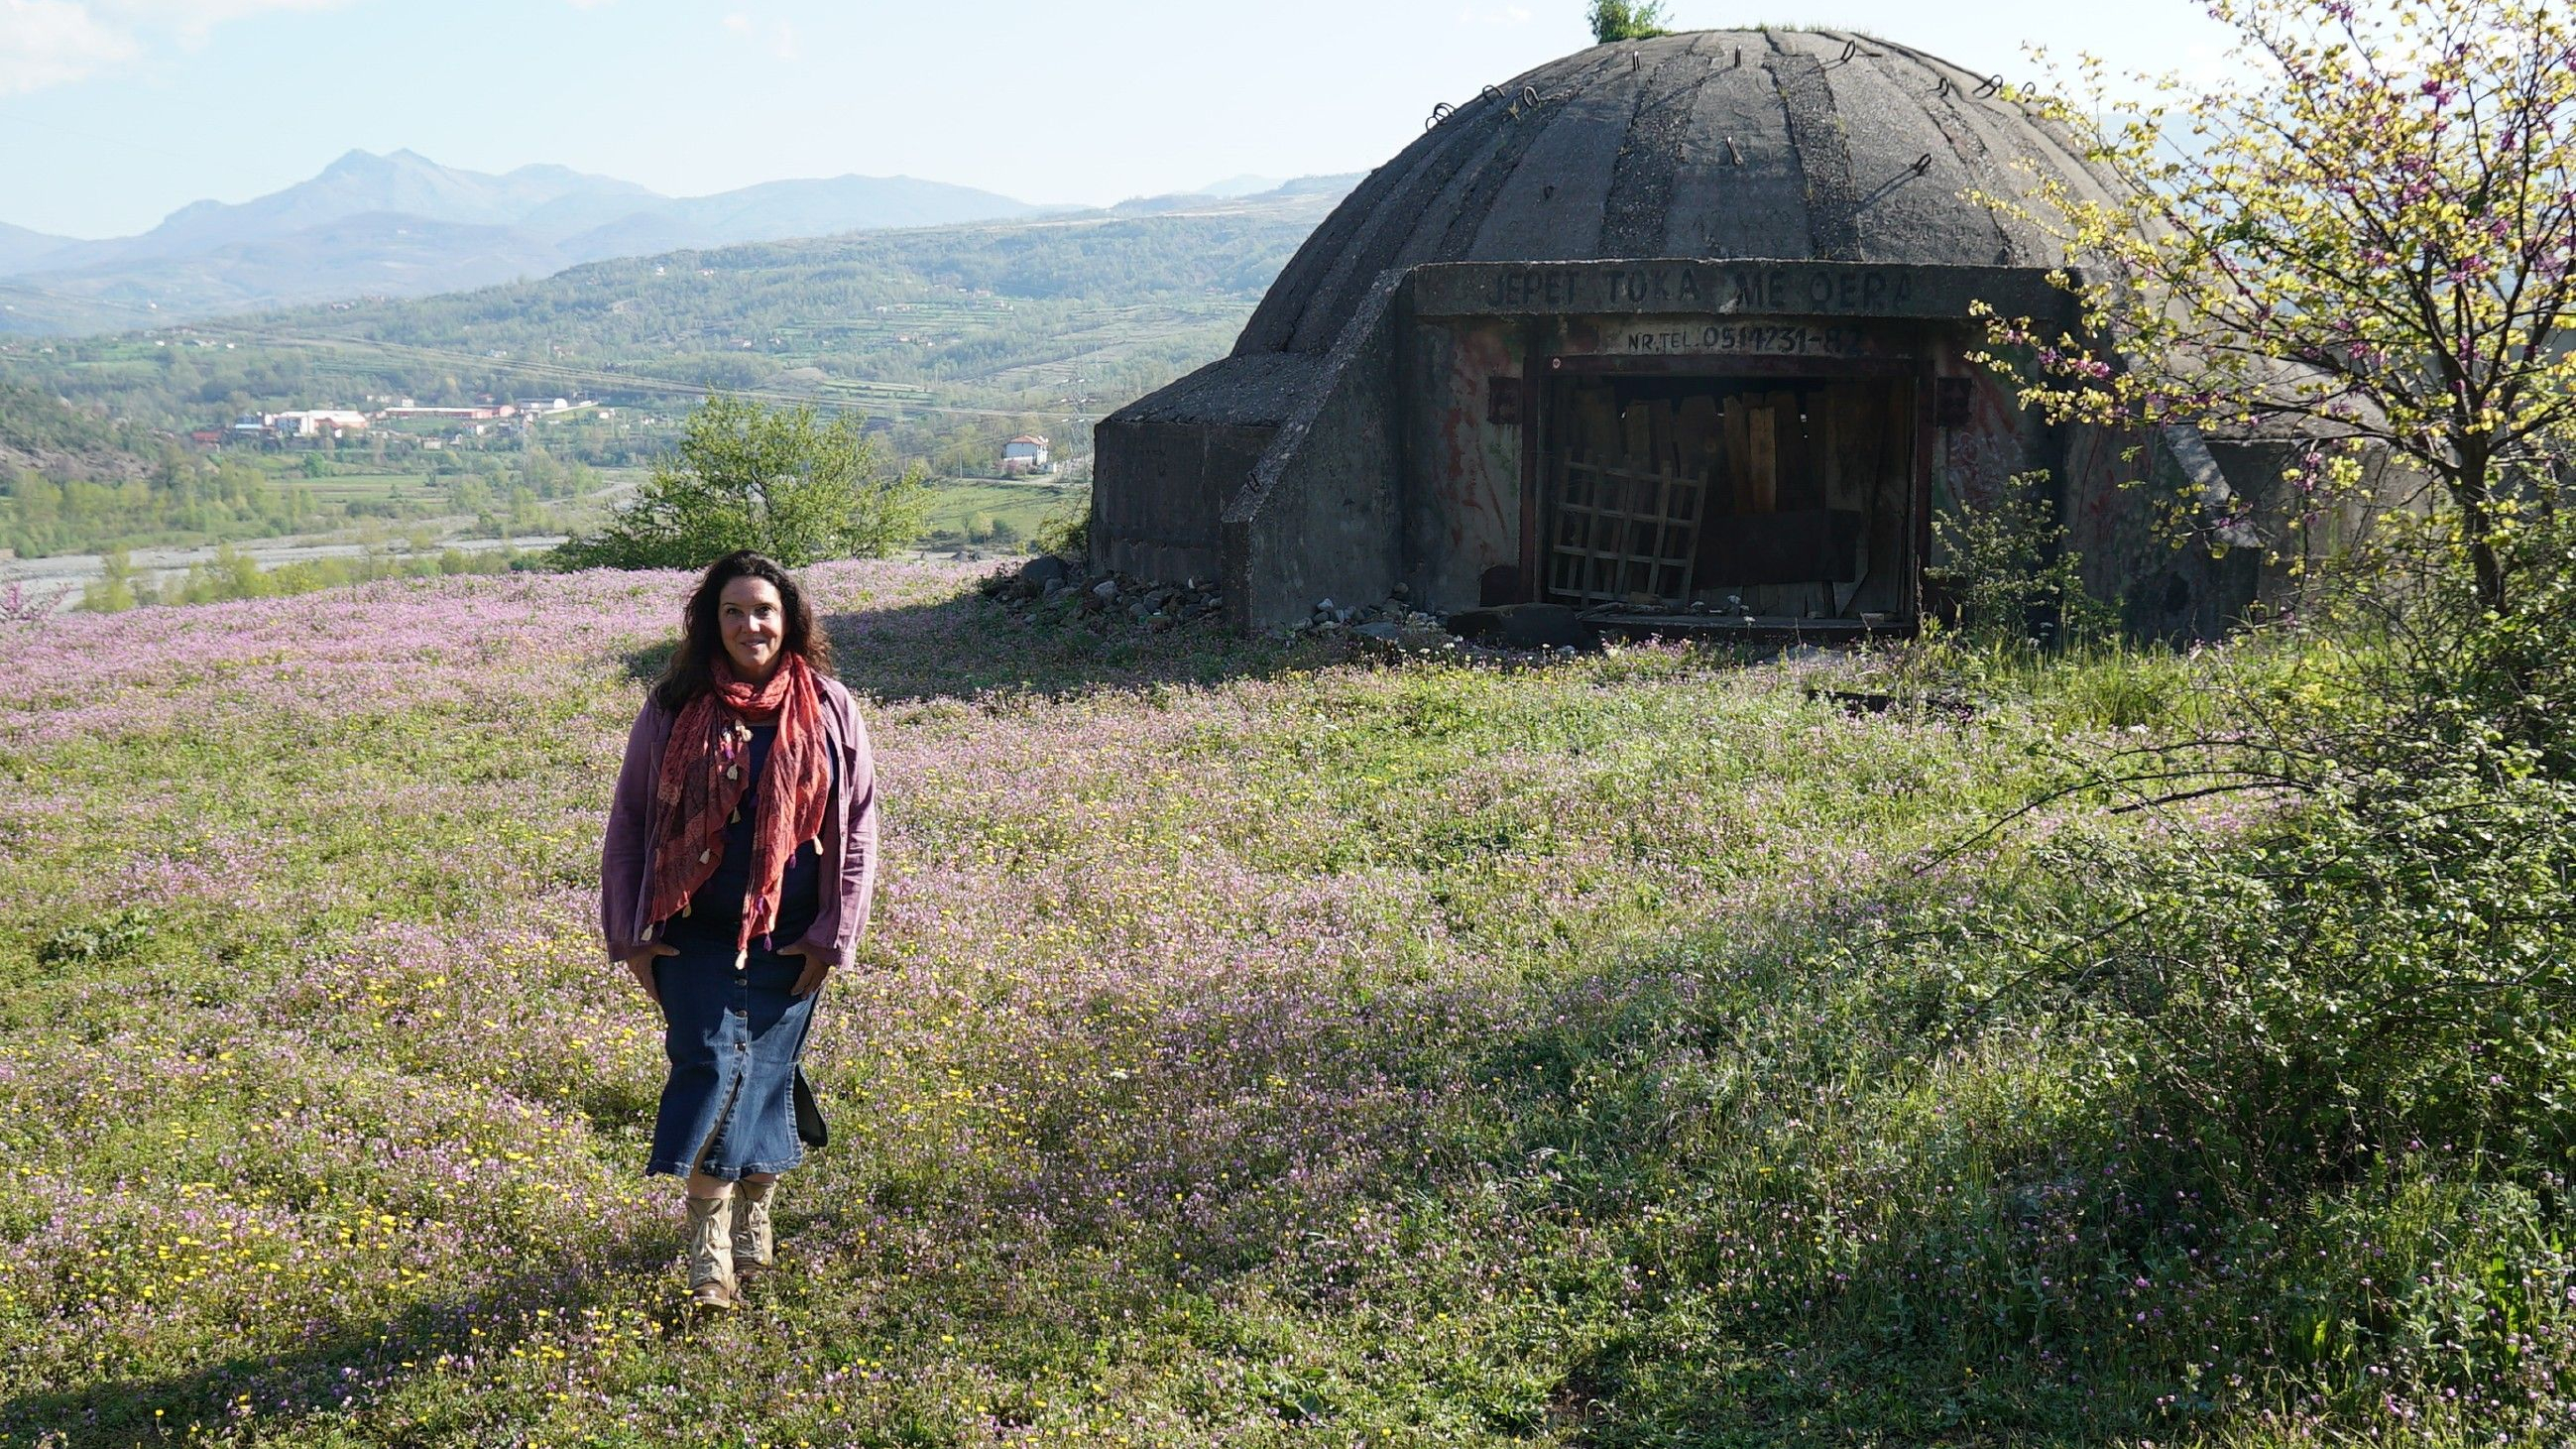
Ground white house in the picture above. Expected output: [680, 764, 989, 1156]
[1000, 434, 1052, 475]
[272, 410, 370, 437]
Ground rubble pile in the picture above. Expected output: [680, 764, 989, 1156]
[980, 554, 1224, 633]
[1286, 585, 1449, 645]
[983, 558, 1617, 658]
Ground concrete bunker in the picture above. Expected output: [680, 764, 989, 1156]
[1095, 29, 2280, 638]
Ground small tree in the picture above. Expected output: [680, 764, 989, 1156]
[78, 548, 140, 613]
[1588, 0, 1668, 43]
[1979, 0, 2576, 617]
[554, 392, 928, 570]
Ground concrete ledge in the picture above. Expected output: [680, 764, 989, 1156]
[1408, 258, 2078, 321]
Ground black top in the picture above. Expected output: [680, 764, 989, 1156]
[665, 722, 828, 949]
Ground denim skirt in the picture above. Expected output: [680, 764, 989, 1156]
[646, 938, 816, 1180]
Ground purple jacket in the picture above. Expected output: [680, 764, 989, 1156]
[599, 675, 879, 968]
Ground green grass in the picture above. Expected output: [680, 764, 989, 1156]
[916, 477, 1075, 547]
[0, 563, 2563, 1446]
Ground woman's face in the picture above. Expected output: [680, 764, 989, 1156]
[717, 575, 787, 682]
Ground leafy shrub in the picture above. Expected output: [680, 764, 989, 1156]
[1859, 527, 2576, 1424]
[1587, 0, 1668, 43]
[1031, 483, 1091, 561]
[1926, 469, 2113, 646]
[38, 908, 158, 970]
[552, 391, 928, 570]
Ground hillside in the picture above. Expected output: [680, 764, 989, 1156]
[0, 191, 1337, 560]
[0, 377, 158, 483]
[0, 149, 1049, 330]
[2, 190, 1341, 432]
[0, 221, 74, 276]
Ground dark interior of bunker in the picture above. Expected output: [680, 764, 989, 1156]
[1538, 371, 1915, 620]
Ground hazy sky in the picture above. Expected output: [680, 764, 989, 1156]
[0, 0, 2239, 240]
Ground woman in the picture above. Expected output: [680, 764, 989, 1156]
[600, 549, 878, 1309]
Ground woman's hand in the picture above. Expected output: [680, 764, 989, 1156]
[621, 942, 677, 1004]
[786, 943, 835, 998]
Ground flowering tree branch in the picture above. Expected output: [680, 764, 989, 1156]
[1976, 0, 2576, 614]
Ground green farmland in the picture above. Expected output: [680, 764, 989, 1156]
[915, 477, 1075, 550]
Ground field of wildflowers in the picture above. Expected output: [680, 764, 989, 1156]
[0, 560, 2564, 1447]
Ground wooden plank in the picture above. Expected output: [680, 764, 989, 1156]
[1820, 383, 1855, 512]
[1770, 391, 1811, 513]
[1746, 404, 1778, 514]
[1721, 397, 1749, 515]
[1675, 394, 1721, 501]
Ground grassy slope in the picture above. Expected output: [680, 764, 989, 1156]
[0, 564, 2556, 1446]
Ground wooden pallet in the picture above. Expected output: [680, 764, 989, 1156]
[1544, 455, 1705, 604]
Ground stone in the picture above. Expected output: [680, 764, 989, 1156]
[1020, 555, 1073, 590]
[1445, 603, 1598, 652]
[1091, 579, 1120, 602]
[1354, 620, 1402, 641]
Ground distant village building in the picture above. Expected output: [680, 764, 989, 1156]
[380, 405, 508, 422]
[271, 410, 369, 438]
[1095, 29, 2309, 638]
[218, 408, 374, 444]
[1000, 434, 1052, 475]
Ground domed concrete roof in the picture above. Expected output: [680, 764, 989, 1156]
[1235, 28, 2123, 356]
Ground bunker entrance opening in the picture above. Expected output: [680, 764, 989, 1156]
[1538, 373, 1919, 622]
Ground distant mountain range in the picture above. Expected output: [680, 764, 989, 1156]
[0, 151, 1356, 335]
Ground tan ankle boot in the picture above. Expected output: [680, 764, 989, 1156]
[683, 1192, 741, 1308]
[732, 1180, 776, 1269]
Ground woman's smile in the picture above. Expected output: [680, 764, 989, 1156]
[718, 577, 786, 681]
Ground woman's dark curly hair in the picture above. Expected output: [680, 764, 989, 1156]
[650, 550, 834, 712]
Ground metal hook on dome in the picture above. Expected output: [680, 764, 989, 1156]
[1427, 100, 1455, 130]
[1724, 137, 1745, 166]
[1631, 51, 1643, 72]
[1909, 153, 1934, 177]
[1524, 84, 1541, 106]
[1482, 83, 1505, 102]
[1839, 39, 1858, 61]
[1734, 47, 1743, 67]
[1974, 73, 2005, 97]
[1934, 75, 1952, 97]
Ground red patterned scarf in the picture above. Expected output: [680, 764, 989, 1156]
[643, 653, 832, 958]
